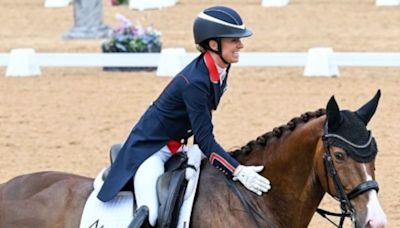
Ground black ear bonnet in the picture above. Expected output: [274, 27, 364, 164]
[324, 90, 381, 162]
[324, 111, 378, 162]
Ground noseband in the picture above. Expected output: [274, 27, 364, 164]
[316, 122, 379, 227]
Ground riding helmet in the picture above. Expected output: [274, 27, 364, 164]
[193, 6, 252, 45]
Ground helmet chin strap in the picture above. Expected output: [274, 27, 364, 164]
[209, 38, 229, 65]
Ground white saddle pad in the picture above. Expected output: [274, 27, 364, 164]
[177, 145, 203, 227]
[79, 168, 133, 228]
[177, 168, 200, 228]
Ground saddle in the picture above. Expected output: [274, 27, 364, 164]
[103, 144, 189, 228]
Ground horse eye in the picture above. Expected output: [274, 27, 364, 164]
[334, 152, 345, 161]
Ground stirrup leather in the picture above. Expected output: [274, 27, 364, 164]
[128, 206, 150, 228]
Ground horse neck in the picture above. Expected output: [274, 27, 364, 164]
[237, 116, 327, 227]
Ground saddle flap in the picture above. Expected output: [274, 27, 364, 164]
[156, 171, 173, 204]
[156, 153, 189, 228]
[156, 169, 187, 228]
[165, 152, 188, 172]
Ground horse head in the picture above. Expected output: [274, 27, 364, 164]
[196, 91, 387, 228]
[316, 90, 387, 228]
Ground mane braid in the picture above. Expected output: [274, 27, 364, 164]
[230, 108, 326, 158]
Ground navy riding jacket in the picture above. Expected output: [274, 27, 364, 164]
[97, 52, 239, 202]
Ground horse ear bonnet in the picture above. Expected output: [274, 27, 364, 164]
[325, 90, 381, 162]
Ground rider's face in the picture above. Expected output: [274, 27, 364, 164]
[220, 37, 243, 64]
[208, 38, 244, 67]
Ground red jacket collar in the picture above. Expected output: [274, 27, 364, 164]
[204, 51, 220, 84]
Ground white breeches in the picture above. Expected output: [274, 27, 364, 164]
[134, 145, 173, 226]
[134, 145, 203, 226]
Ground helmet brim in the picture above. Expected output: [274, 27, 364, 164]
[218, 28, 253, 39]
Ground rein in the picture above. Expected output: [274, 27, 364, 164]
[317, 122, 379, 227]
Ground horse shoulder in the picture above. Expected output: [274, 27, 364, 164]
[192, 163, 257, 228]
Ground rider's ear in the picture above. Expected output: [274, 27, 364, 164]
[355, 89, 381, 126]
[208, 40, 218, 52]
[326, 96, 342, 130]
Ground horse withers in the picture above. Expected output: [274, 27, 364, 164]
[0, 91, 387, 228]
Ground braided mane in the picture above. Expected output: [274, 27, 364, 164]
[230, 108, 326, 158]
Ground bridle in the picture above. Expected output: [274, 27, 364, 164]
[316, 122, 379, 227]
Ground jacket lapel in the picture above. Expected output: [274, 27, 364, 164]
[212, 82, 222, 110]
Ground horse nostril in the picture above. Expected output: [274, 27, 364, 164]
[367, 219, 387, 228]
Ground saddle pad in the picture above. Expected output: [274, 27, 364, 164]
[177, 166, 201, 228]
[80, 169, 133, 228]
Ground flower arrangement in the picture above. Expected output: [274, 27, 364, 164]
[110, 0, 128, 6]
[102, 13, 162, 53]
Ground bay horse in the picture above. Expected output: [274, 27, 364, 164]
[0, 91, 387, 228]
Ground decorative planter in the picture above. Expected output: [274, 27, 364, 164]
[102, 44, 161, 72]
[100, 13, 162, 72]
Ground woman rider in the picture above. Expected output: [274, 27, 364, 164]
[97, 5, 271, 227]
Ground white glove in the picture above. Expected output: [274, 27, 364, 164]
[233, 165, 271, 196]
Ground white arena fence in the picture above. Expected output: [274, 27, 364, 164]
[1, 49, 400, 77]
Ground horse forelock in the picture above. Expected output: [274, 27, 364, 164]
[230, 108, 326, 158]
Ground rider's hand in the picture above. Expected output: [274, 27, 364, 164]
[233, 165, 271, 196]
